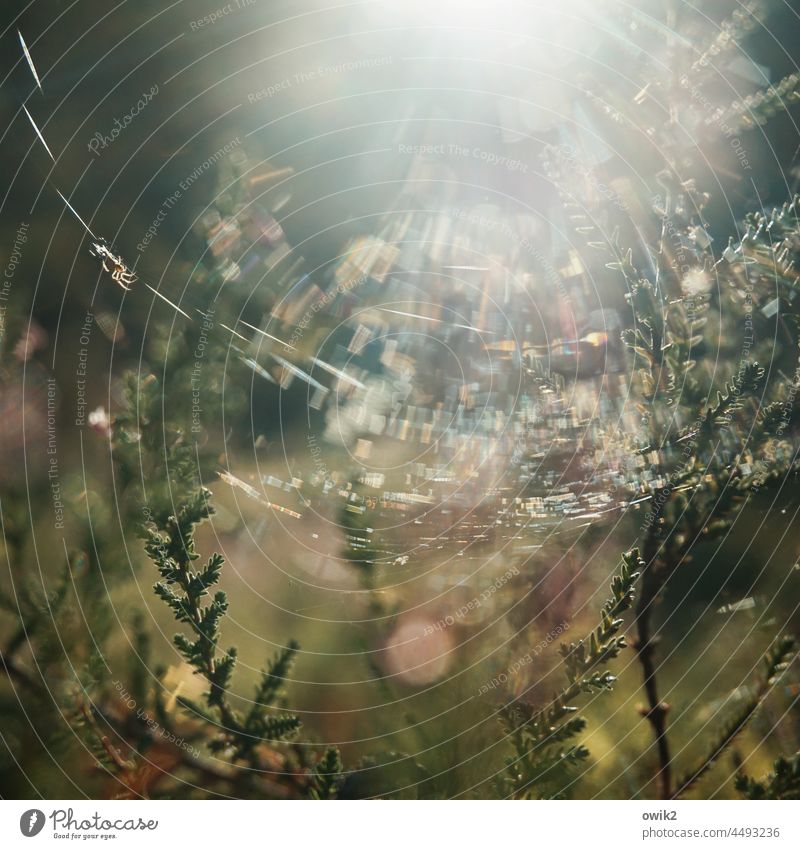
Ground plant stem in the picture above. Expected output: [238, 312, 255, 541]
[635, 532, 672, 799]
[673, 636, 796, 798]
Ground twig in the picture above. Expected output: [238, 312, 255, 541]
[634, 532, 673, 799]
[673, 636, 796, 798]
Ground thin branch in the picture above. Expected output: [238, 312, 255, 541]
[634, 531, 673, 800]
[673, 636, 796, 798]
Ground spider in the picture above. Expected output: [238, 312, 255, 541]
[90, 241, 137, 290]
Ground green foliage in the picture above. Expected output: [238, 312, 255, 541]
[497, 549, 643, 799]
[690, 1, 762, 77]
[5, 2, 800, 800]
[112, 367, 338, 789]
[674, 636, 797, 797]
[716, 72, 800, 133]
[736, 754, 800, 800]
[308, 747, 344, 799]
[143, 478, 301, 762]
